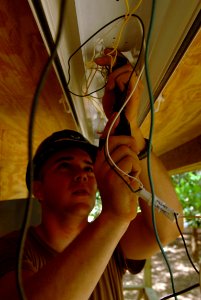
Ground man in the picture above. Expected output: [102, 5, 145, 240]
[0, 52, 183, 299]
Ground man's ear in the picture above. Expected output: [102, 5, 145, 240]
[33, 180, 43, 202]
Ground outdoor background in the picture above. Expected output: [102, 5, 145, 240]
[123, 171, 201, 299]
[91, 171, 201, 299]
[123, 229, 201, 299]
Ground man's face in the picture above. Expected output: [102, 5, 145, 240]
[34, 147, 97, 219]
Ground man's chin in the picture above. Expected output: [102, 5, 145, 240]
[66, 202, 94, 217]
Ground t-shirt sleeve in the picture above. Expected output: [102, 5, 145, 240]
[0, 231, 19, 277]
[0, 231, 37, 278]
[125, 258, 146, 274]
[114, 244, 146, 275]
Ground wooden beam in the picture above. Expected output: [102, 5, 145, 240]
[159, 135, 201, 174]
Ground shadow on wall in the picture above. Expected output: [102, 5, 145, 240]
[0, 199, 41, 236]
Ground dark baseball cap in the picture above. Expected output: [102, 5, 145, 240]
[26, 129, 98, 190]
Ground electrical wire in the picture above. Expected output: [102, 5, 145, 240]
[16, 0, 67, 299]
[143, 0, 178, 299]
[101, 2, 180, 297]
[104, 66, 144, 189]
[103, 0, 188, 299]
[101, 68, 144, 194]
[179, 215, 201, 219]
[82, 13, 145, 117]
[103, 143, 142, 194]
[102, 2, 178, 292]
[78, 10, 145, 101]
[100, 7, 178, 295]
[15, 2, 198, 300]
[71, 13, 145, 127]
[66, 2, 198, 299]
[156, 214, 201, 299]
[174, 213, 200, 274]
[15, 11, 144, 300]
[160, 283, 200, 300]
[83, 19, 122, 71]
[99, 14, 146, 192]
[83, 1, 141, 87]
[106, 0, 143, 70]
[67, 14, 144, 97]
[124, 0, 130, 15]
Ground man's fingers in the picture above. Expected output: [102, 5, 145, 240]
[95, 55, 112, 66]
[105, 64, 133, 90]
[99, 131, 139, 159]
[100, 113, 120, 139]
[95, 48, 128, 68]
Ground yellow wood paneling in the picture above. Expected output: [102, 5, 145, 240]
[0, 1, 77, 200]
[141, 29, 201, 157]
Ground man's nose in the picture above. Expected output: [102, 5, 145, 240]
[74, 171, 88, 182]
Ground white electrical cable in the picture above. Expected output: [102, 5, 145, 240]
[137, 188, 179, 221]
[105, 66, 144, 189]
[104, 66, 179, 222]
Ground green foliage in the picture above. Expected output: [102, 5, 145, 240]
[89, 171, 201, 228]
[171, 171, 201, 228]
[88, 191, 102, 222]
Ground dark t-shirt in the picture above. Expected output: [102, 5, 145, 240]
[0, 227, 145, 299]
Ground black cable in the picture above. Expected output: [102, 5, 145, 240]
[67, 14, 145, 97]
[15, 7, 144, 300]
[174, 213, 200, 274]
[144, 0, 177, 299]
[14, 3, 197, 300]
[160, 283, 200, 300]
[16, 0, 67, 299]
[101, 11, 179, 300]
[66, 3, 197, 300]
[159, 214, 201, 299]
[67, 11, 145, 188]
[99, 8, 178, 300]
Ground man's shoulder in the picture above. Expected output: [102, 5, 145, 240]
[0, 230, 20, 250]
[0, 227, 40, 277]
[0, 227, 36, 253]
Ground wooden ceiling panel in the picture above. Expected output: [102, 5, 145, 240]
[141, 28, 201, 157]
[0, 1, 77, 200]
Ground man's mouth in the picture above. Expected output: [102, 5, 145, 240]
[73, 189, 89, 196]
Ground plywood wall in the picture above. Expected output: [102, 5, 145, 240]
[0, 1, 77, 200]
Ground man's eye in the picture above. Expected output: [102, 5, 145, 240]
[59, 162, 70, 169]
[85, 166, 94, 173]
